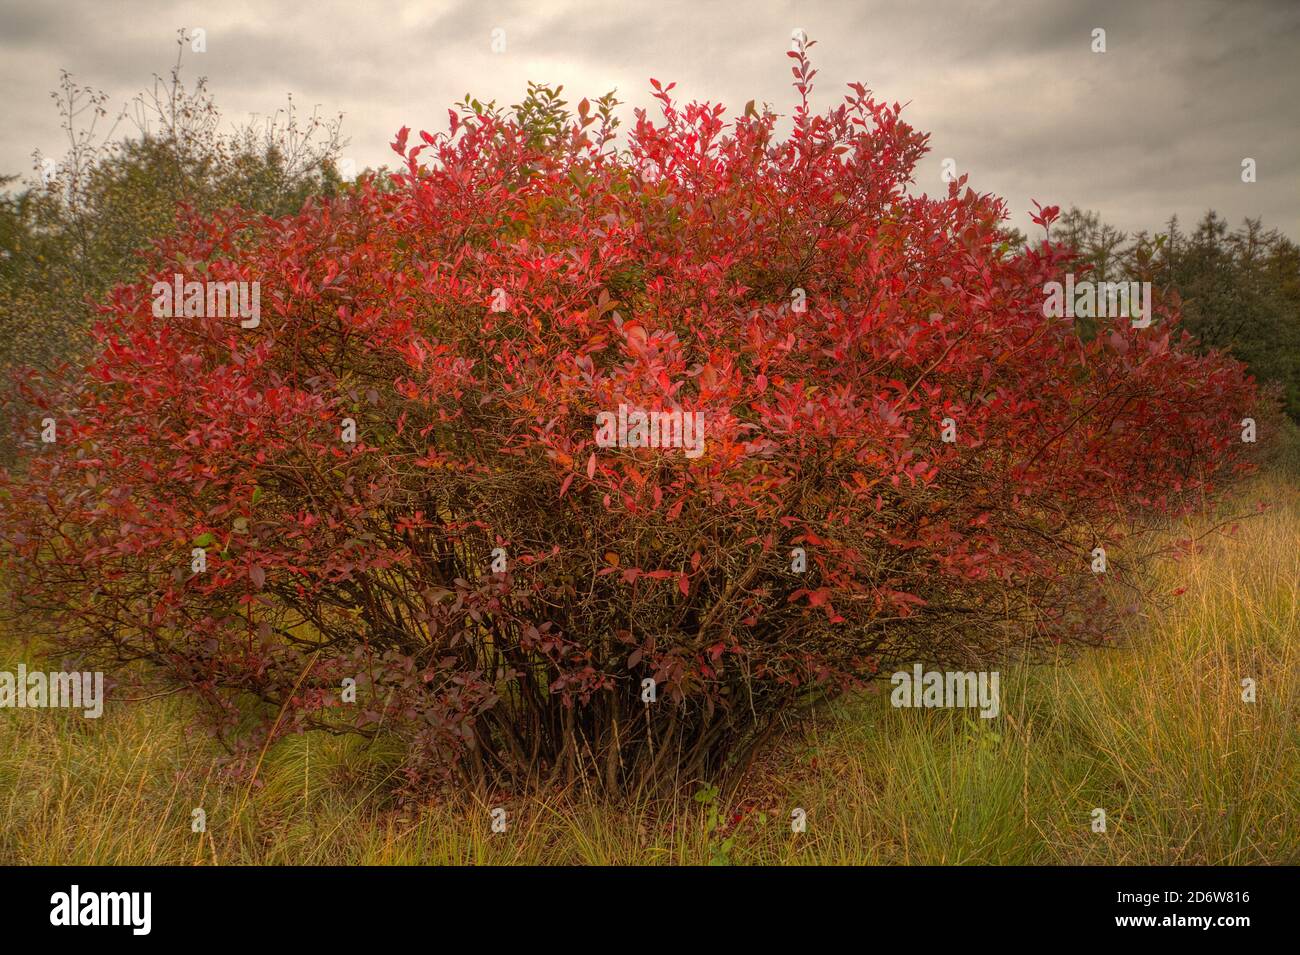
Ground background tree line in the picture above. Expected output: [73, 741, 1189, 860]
[1048, 207, 1300, 420]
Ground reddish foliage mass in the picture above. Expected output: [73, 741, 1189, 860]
[0, 46, 1258, 793]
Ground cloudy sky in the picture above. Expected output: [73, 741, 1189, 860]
[2, 0, 1297, 238]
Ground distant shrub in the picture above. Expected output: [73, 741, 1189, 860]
[0, 33, 345, 385]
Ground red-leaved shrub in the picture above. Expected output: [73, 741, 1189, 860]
[0, 45, 1259, 794]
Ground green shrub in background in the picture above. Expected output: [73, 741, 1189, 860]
[0, 31, 347, 380]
